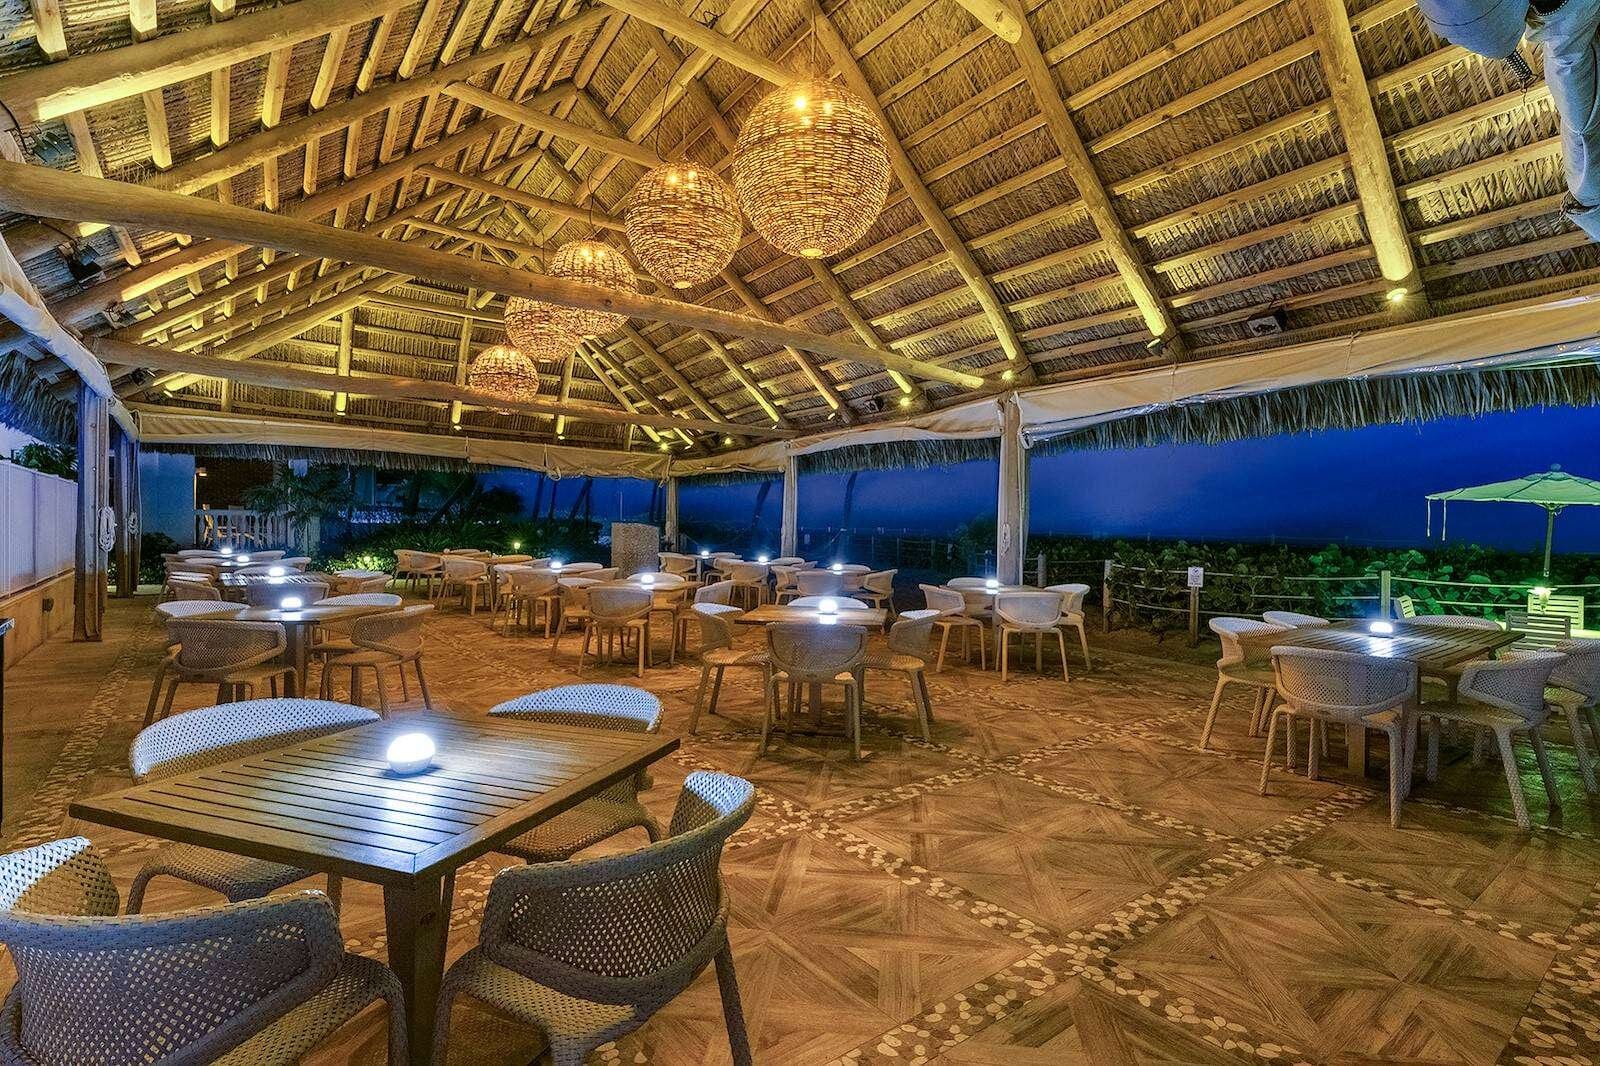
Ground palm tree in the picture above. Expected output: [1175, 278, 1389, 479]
[244, 464, 351, 553]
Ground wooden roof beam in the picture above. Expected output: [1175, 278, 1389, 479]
[2, 0, 409, 123]
[97, 336, 790, 437]
[442, 82, 663, 168]
[0, 161, 982, 388]
[1009, 8, 1179, 347]
[1306, 0, 1424, 304]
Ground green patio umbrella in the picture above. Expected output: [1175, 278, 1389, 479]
[1426, 465, 1600, 578]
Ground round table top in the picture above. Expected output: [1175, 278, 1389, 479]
[823, 563, 872, 574]
[233, 602, 393, 624]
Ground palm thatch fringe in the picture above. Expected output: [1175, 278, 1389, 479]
[1033, 361, 1600, 456]
[141, 441, 499, 473]
[676, 470, 778, 486]
[0, 354, 75, 445]
[796, 436, 1000, 475]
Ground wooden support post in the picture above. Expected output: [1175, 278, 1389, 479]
[663, 476, 680, 549]
[74, 382, 109, 640]
[995, 397, 1027, 586]
[112, 425, 140, 598]
[780, 455, 799, 560]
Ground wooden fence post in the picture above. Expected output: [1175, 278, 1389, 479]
[1102, 559, 1114, 632]
[1380, 569, 1392, 619]
[1188, 586, 1201, 646]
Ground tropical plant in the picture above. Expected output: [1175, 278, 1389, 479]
[243, 464, 353, 553]
[8, 442, 75, 478]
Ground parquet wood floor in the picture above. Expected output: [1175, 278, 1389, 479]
[6, 592, 1600, 1065]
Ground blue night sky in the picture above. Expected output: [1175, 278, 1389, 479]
[669, 404, 1600, 552]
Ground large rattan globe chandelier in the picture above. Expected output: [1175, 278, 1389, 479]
[625, 163, 742, 290]
[466, 342, 540, 410]
[502, 298, 581, 361]
[548, 239, 637, 336]
[732, 76, 890, 259]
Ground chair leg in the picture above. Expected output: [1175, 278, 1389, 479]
[1258, 707, 1282, 795]
[1306, 714, 1321, 781]
[709, 666, 726, 719]
[1493, 728, 1532, 830]
[373, 666, 389, 718]
[143, 657, 170, 728]
[1284, 709, 1296, 772]
[1426, 716, 1441, 782]
[399, 663, 410, 701]
[999, 626, 1009, 683]
[414, 658, 434, 710]
[325, 873, 343, 913]
[1384, 724, 1406, 829]
[910, 669, 931, 742]
[714, 941, 755, 1066]
[689, 663, 713, 734]
[1199, 676, 1228, 750]
[847, 682, 862, 761]
[1076, 622, 1091, 670]
[1561, 708, 1599, 793]
[637, 624, 646, 678]
[917, 670, 935, 724]
[759, 675, 776, 755]
[159, 676, 181, 722]
[935, 626, 951, 673]
[125, 869, 156, 914]
[1055, 628, 1070, 684]
[1529, 727, 1562, 811]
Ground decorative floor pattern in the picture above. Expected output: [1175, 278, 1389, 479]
[5, 593, 1600, 1065]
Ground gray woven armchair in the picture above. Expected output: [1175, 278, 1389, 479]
[126, 698, 379, 914]
[432, 771, 756, 1066]
[0, 837, 406, 1065]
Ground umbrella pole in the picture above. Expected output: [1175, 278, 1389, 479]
[1543, 506, 1557, 579]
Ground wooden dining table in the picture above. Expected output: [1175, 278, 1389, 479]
[1238, 618, 1522, 772]
[70, 713, 679, 1065]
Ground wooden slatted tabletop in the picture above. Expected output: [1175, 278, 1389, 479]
[738, 604, 887, 627]
[71, 713, 678, 1064]
[1237, 618, 1520, 671]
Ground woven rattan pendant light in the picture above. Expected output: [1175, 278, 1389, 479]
[732, 76, 889, 258]
[502, 298, 581, 361]
[548, 239, 637, 336]
[625, 164, 742, 289]
[466, 342, 541, 409]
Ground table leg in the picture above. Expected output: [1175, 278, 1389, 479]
[285, 627, 307, 697]
[1345, 722, 1367, 775]
[809, 681, 824, 728]
[384, 874, 453, 1066]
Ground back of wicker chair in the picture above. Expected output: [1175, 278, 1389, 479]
[156, 600, 245, 621]
[589, 585, 653, 622]
[132, 699, 379, 781]
[994, 591, 1063, 628]
[1458, 650, 1565, 722]
[490, 684, 662, 733]
[1045, 583, 1091, 616]
[509, 569, 561, 596]
[441, 556, 487, 581]
[1270, 646, 1417, 725]
[696, 580, 735, 605]
[1210, 617, 1288, 668]
[169, 580, 222, 602]
[251, 551, 287, 562]
[0, 838, 360, 1066]
[168, 619, 286, 674]
[449, 773, 755, 1061]
[920, 583, 965, 615]
[349, 604, 431, 658]
[887, 610, 939, 658]
[794, 570, 844, 597]
[1411, 613, 1500, 630]
[1262, 610, 1329, 627]
[862, 569, 897, 596]
[693, 603, 744, 651]
[1551, 637, 1600, 701]
[767, 624, 868, 683]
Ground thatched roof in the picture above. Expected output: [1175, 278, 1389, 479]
[1, 0, 1596, 460]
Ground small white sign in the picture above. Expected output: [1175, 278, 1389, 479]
[1187, 567, 1204, 589]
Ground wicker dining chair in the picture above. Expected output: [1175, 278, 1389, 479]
[438, 556, 490, 613]
[308, 593, 403, 677]
[431, 772, 756, 1066]
[765, 624, 870, 758]
[146, 602, 246, 725]
[489, 685, 663, 862]
[126, 698, 379, 914]
[793, 569, 845, 598]
[770, 565, 802, 603]
[1545, 637, 1600, 793]
[858, 569, 898, 616]
[1198, 618, 1290, 750]
[857, 609, 938, 741]
[392, 550, 443, 596]
[677, 580, 735, 649]
[1409, 612, 1502, 697]
[329, 569, 391, 594]
[919, 584, 988, 671]
[726, 561, 770, 610]
[249, 550, 287, 562]
[993, 591, 1071, 683]
[1262, 610, 1330, 627]
[0, 837, 407, 1066]
[1416, 649, 1567, 829]
[659, 552, 698, 578]
[320, 604, 434, 714]
[1044, 583, 1093, 669]
[688, 604, 772, 734]
[151, 619, 295, 725]
[580, 586, 655, 678]
[551, 579, 598, 649]
[1267, 647, 1419, 827]
[502, 568, 562, 636]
